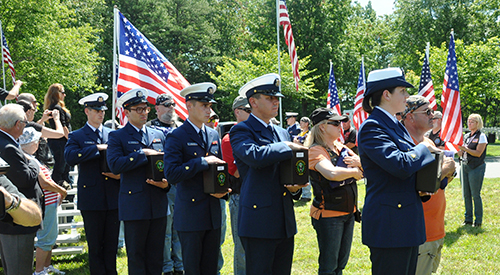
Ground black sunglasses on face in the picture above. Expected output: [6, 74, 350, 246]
[326, 121, 341, 127]
[237, 107, 251, 114]
[161, 102, 176, 108]
[412, 108, 434, 116]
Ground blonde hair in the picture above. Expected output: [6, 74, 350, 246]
[44, 83, 70, 114]
[304, 120, 328, 148]
[468, 114, 483, 130]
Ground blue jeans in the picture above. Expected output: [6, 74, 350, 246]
[217, 198, 227, 274]
[229, 194, 245, 275]
[35, 203, 58, 251]
[163, 185, 183, 272]
[461, 162, 486, 224]
[311, 214, 355, 275]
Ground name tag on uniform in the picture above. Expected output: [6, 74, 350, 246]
[187, 142, 197, 146]
[84, 141, 95, 144]
[128, 141, 139, 144]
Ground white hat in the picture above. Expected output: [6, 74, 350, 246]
[366, 67, 414, 96]
[117, 88, 149, 108]
[239, 73, 283, 99]
[19, 127, 42, 145]
[180, 83, 217, 103]
[78, 93, 109, 110]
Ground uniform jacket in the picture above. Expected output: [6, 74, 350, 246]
[230, 114, 300, 239]
[64, 124, 119, 211]
[286, 123, 301, 139]
[358, 107, 435, 248]
[164, 121, 222, 232]
[0, 131, 43, 234]
[106, 123, 168, 221]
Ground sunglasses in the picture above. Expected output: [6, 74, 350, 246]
[412, 108, 434, 116]
[237, 107, 251, 114]
[161, 102, 176, 108]
[208, 118, 217, 123]
[326, 121, 341, 127]
[129, 106, 151, 114]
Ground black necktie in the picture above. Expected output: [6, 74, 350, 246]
[268, 125, 279, 141]
[95, 128, 102, 144]
[198, 130, 206, 147]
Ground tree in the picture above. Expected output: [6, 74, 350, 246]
[209, 46, 318, 122]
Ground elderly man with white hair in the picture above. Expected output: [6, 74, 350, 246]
[0, 104, 45, 275]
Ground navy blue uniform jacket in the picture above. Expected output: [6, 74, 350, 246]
[164, 122, 222, 232]
[230, 115, 299, 239]
[64, 124, 119, 211]
[106, 123, 168, 221]
[358, 107, 435, 248]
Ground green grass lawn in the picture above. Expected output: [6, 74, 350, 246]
[8, 177, 499, 274]
[486, 141, 500, 157]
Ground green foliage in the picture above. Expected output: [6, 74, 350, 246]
[209, 46, 318, 121]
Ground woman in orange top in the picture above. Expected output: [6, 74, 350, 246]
[305, 108, 363, 275]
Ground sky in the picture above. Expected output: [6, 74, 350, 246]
[357, 0, 396, 16]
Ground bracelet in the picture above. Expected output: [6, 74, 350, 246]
[5, 193, 21, 213]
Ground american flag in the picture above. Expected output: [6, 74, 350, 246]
[418, 46, 437, 110]
[1, 30, 16, 85]
[279, 0, 300, 91]
[116, 12, 189, 125]
[326, 63, 344, 143]
[440, 32, 463, 152]
[353, 60, 368, 130]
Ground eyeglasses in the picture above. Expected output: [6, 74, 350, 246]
[412, 108, 434, 116]
[395, 112, 403, 117]
[129, 106, 151, 114]
[326, 121, 341, 127]
[18, 120, 28, 125]
[236, 107, 251, 114]
[208, 118, 217, 123]
[161, 102, 176, 108]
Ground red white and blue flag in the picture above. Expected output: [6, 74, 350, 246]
[1, 30, 16, 85]
[418, 46, 437, 110]
[116, 12, 189, 125]
[440, 32, 463, 152]
[326, 62, 344, 143]
[279, 0, 300, 91]
[353, 60, 368, 131]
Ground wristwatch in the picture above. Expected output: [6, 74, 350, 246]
[5, 193, 21, 213]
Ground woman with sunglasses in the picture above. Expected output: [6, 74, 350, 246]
[358, 68, 437, 275]
[44, 83, 72, 186]
[458, 114, 488, 228]
[305, 107, 363, 275]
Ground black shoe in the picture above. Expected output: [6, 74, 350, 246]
[473, 223, 482, 227]
[462, 221, 473, 226]
[163, 272, 173, 275]
[174, 271, 184, 275]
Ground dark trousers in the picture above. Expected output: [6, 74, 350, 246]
[178, 228, 221, 275]
[48, 138, 71, 185]
[240, 236, 294, 275]
[81, 209, 120, 275]
[124, 217, 167, 275]
[370, 246, 419, 275]
[0, 232, 36, 275]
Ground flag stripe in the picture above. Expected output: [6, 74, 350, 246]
[1, 30, 16, 85]
[353, 60, 368, 131]
[279, 0, 300, 91]
[417, 51, 437, 110]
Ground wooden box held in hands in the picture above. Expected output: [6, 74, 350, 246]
[280, 149, 309, 186]
[99, 150, 110, 173]
[416, 151, 443, 193]
[146, 154, 165, 182]
[203, 163, 229, 194]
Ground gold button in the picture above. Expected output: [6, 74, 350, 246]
[192, 198, 195, 202]
[215, 151, 218, 154]
[411, 154, 416, 159]
[134, 149, 136, 152]
[283, 192, 287, 197]
[185, 166, 190, 170]
[253, 205, 257, 208]
[83, 185, 86, 188]
[194, 152, 197, 156]
[129, 191, 132, 194]
[105, 177, 108, 180]
[398, 203, 402, 208]
[206, 153, 209, 156]
[130, 157, 134, 161]
[78, 153, 82, 157]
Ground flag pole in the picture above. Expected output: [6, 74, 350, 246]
[425, 42, 430, 61]
[111, 6, 119, 130]
[0, 20, 6, 91]
[276, 0, 283, 127]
